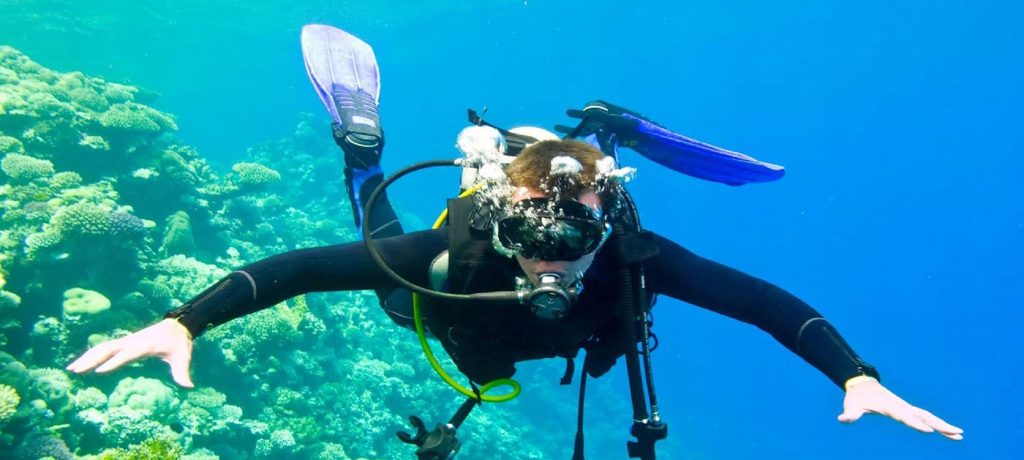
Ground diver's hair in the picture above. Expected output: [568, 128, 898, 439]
[505, 139, 605, 198]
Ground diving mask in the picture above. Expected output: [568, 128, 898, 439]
[494, 198, 611, 261]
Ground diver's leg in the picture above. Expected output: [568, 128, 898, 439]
[334, 96, 414, 330]
[334, 86, 405, 241]
[337, 121, 416, 333]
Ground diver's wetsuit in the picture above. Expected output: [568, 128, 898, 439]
[167, 227, 875, 389]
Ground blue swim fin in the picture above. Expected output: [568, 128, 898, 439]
[301, 24, 381, 143]
[559, 101, 785, 186]
[627, 113, 785, 185]
[302, 24, 398, 238]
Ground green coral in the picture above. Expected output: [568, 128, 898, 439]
[108, 377, 179, 419]
[48, 171, 83, 190]
[1, 153, 55, 182]
[28, 367, 72, 412]
[96, 437, 185, 460]
[52, 201, 112, 239]
[0, 352, 30, 394]
[160, 211, 195, 256]
[79, 134, 111, 151]
[150, 255, 228, 303]
[0, 135, 24, 154]
[72, 386, 107, 411]
[97, 102, 178, 132]
[232, 162, 281, 186]
[62, 287, 112, 316]
[0, 383, 19, 425]
[312, 442, 350, 460]
[101, 83, 137, 103]
[182, 449, 220, 460]
[185, 387, 226, 410]
[24, 229, 62, 255]
[0, 289, 20, 311]
[255, 428, 297, 457]
[28, 317, 69, 371]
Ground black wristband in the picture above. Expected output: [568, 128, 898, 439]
[164, 271, 257, 338]
[795, 318, 881, 389]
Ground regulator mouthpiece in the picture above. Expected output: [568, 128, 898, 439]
[517, 273, 583, 320]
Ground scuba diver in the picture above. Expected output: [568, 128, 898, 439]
[67, 24, 963, 459]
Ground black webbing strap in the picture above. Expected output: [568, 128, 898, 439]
[560, 356, 576, 385]
[570, 360, 589, 460]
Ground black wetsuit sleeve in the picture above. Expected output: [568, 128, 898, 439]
[645, 232, 878, 389]
[165, 228, 448, 337]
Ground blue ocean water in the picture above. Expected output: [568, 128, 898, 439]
[2, 1, 1020, 459]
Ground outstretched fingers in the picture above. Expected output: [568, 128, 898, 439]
[840, 383, 964, 441]
[163, 342, 195, 388]
[66, 341, 122, 374]
[93, 347, 147, 373]
[916, 409, 964, 440]
[892, 407, 937, 434]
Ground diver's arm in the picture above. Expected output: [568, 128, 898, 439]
[645, 233, 963, 440]
[67, 229, 447, 385]
[166, 228, 447, 338]
[645, 232, 873, 387]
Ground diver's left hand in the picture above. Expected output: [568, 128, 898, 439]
[839, 376, 964, 441]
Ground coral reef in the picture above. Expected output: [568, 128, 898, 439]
[160, 210, 195, 257]
[97, 102, 178, 132]
[0, 46, 599, 460]
[62, 287, 111, 317]
[232, 162, 281, 187]
[96, 437, 185, 460]
[0, 384, 19, 425]
[1, 153, 54, 182]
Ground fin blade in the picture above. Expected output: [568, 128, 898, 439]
[301, 24, 381, 125]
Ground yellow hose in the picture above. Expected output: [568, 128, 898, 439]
[412, 183, 521, 402]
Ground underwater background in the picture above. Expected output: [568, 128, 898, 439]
[0, 0, 1019, 458]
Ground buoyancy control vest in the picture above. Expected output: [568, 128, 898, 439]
[424, 194, 662, 385]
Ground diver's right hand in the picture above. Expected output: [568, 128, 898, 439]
[66, 318, 195, 388]
[554, 100, 647, 140]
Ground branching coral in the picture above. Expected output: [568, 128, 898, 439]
[109, 211, 147, 240]
[72, 386, 107, 411]
[254, 428, 297, 457]
[150, 254, 227, 303]
[52, 201, 112, 239]
[97, 102, 178, 132]
[1, 153, 55, 182]
[185, 387, 226, 411]
[0, 383, 20, 425]
[232, 162, 281, 187]
[48, 171, 83, 190]
[96, 437, 185, 460]
[24, 229, 62, 256]
[0, 135, 25, 154]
